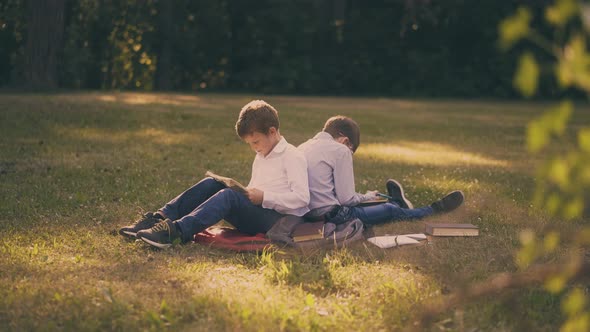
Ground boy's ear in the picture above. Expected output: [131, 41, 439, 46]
[268, 127, 278, 136]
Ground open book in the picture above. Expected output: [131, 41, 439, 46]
[205, 171, 247, 194]
[367, 233, 428, 249]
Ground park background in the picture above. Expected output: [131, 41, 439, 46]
[0, 0, 567, 97]
[1, 1, 590, 331]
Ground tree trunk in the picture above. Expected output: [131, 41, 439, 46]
[24, 0, 65, 89]
[155, 0, 174, 91]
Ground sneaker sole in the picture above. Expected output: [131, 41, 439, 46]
[119, 229, 137, 237]
[387, 179, 414, 209]
[139, 236, 172, 249]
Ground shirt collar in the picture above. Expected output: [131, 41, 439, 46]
[262, 136, 288, 158]
[314, 131, 335, 141]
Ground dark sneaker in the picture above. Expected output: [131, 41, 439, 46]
[137, 219, 182, 249]
[119, 212, 164, 238]
[386, 179, 414, 209]
[431, 191, 464, 213]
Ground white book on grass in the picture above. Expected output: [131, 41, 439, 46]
[367, 233, 427, 249]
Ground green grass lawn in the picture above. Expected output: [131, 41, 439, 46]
[0, 92, 587, 331]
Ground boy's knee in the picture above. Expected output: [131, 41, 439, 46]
[214, 188, 251, 208]
[216, 188, 243, 201]
[201, 177, 225, 190]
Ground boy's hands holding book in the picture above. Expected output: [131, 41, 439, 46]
[363, 190, 379, 201]
[245, 188, 264, 205]
[205, 171, 263, 205]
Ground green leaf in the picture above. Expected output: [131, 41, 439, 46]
[545, 275, 567, 293]
[543, 231, 560, 252]
[548, 101, 573, 136]
[499, 7, 532, 50]
[548, 158, 570, 189]
[555, 36, 590, 89]
[561, 288, 587, 316]
[514, 52, 539, 97]
[527, 120, 549, 153]
[563, 196, 584, 219]
[578, 128, 590, 153]
[546, 0, 579, 27]
[560, 313, 590, 332]
[530, 102, 573, 152]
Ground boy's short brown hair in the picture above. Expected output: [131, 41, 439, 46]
[323, 115, 360, 152]
[235, 100, 280, 137]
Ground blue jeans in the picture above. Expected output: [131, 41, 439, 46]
[326, 202, 433, 225]
[159, 177, 283, 241]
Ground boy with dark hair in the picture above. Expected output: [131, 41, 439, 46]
[119, 100, 310, 248]
[298, 115, 464, 225]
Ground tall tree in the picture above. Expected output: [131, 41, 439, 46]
[24, 0, 65, 89]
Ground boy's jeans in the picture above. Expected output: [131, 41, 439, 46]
[159, 177, 283, 241]
[326, 202, 434, 225]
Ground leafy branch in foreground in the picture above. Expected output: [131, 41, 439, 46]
[504, 1, 590, 330]
[419, 1, 590, 330]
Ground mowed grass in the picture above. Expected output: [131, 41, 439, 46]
[0, 92, 588, 331]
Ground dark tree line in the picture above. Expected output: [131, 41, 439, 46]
[0, 0, 560, 97]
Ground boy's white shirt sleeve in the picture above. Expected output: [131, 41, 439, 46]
[333, 149, 369, 206]
[261, 152, 310, 212]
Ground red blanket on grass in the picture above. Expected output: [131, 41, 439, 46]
[193, 227, 272, 252]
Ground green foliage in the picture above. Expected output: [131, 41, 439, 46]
[514, 52, 539, 97]
[546, 0, 579, 27]
[499, 7, 531, 50]
[560, 288, 589, 332]
[526, 101, 572, 153]
[555, 35, 590, 89]
[500, 1, 590, 330]
[0, 0, 559, 97]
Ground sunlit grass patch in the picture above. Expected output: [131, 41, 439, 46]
[55, 126, 200, 146]
[357, 141, 510, 168]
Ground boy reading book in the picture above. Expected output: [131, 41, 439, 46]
[119, 100, 310, 248]
[297, 115, 464, 225]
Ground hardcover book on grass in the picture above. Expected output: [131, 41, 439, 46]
[291, 221, 325, 242]
[424, 223, 479, 236]
[205, 171, 247, 194]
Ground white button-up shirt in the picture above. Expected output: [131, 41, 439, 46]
[298, 132, 370, 210]
[248, 136, 310, 216]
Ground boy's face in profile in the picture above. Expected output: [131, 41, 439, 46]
[242, 127, 280, 157]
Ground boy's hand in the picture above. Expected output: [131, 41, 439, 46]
[364, 190, 379, 201]
[246, 188, 264, 205]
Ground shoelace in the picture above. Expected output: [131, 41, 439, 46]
[150, 220, 170, 233]
[134, 213, 159, 225]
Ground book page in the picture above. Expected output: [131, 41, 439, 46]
[367, 235, 422, 249]
[205, 171, 247, 194]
